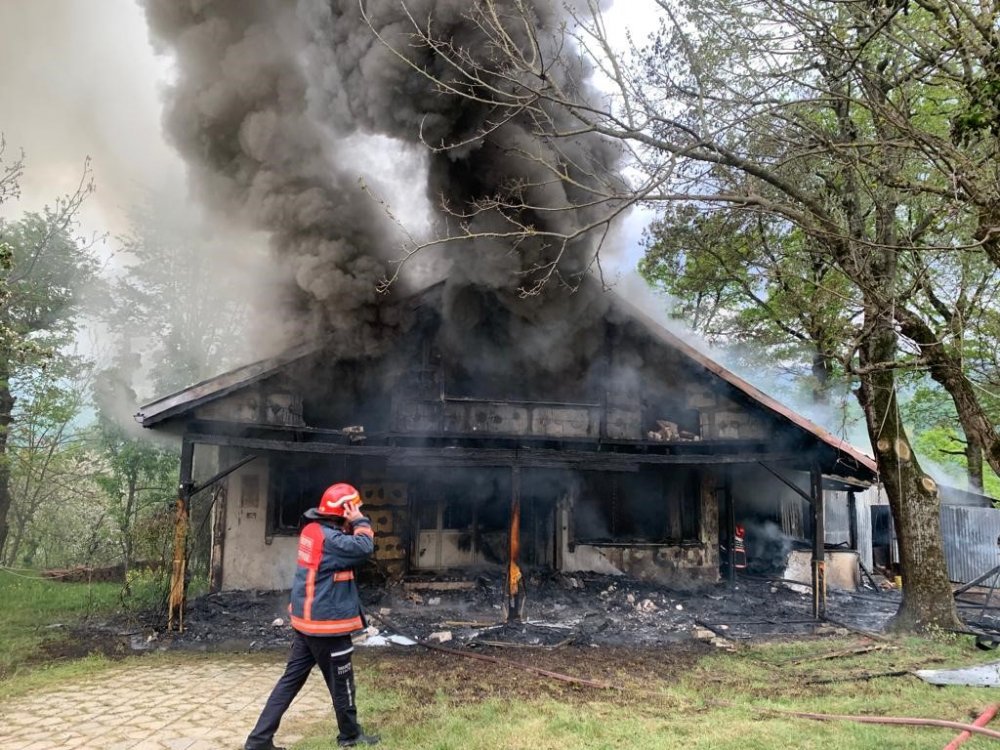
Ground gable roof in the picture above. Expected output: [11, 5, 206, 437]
[136, 286, 877, 477]
[135, 340, 321, 427]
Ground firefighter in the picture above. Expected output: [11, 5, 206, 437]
[245, 483, 380, 749]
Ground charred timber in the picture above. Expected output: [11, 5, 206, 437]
[190, 454, 258, 496]
[186, 432, 807, 469]
[574, 539, 705, 548]
[185, 420, 873, 478]
[190, 418, 786, 450]
[756, 462, 815, 504]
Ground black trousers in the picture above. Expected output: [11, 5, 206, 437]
[246, 630, 361, 748]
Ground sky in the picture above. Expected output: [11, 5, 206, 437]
[0, 1, 184, 238]
[0, 0, 657, 257]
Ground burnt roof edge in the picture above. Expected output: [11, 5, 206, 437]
[610, 294, 877, 478]
[134, 340, 323, 427]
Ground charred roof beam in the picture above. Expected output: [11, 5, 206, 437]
[189, 431, 807, 470]
[756, 461, 815, 504]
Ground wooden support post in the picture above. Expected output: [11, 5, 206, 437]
[847, 490, 858, 551]
[725, 470, 736, 584]
[507, 466, 524, 621]
[811, 463, 826, 619]
[209, 484, 227, 593]
[167, 439, 195, 632]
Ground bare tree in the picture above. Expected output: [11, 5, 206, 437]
[0, 137, 24, 208]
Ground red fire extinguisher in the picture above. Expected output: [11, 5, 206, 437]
[733, 524, 748, 569]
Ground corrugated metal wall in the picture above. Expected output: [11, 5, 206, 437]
[855, 487, 876, 573]
[851, 492, 1000, 584]
[941, 506, 1000, 584]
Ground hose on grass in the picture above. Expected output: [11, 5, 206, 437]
[757, 708, 1000, 741]
[943, 704, 1000, 749]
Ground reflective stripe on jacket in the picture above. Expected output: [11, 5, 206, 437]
[289, 517, 374, 636]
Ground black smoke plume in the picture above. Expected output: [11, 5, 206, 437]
[142, 0, 622, 372]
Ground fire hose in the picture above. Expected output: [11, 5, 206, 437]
[943, 704, 1000, 750]
[368, 612, 1000, 742]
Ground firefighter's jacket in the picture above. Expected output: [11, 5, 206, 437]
[289, 517, 374, 636]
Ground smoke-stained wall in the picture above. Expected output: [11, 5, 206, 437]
[560, 470, 720, 587]
[216, 449, 299, 591]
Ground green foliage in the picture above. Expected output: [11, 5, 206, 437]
[92, 417, 178, 574]
[0, 207, 97, 364]
[107, 194, 250, 396]
[914, 426, 1000, 498]
[0, 148, 195, 585]
[903, 382, 1000, 500]
[641, 207, 858, 398]
[637, 0, 1000, 505]
[0, 571, 121, 680]
[951, 61, 1000, 143]
[0, 154, 99, 568]
[2, 354, 105, 568]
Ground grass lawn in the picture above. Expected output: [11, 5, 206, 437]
[0, 570, 125, 683]
[287, 636, 1000, 750]
[6, 571, 1000, 748]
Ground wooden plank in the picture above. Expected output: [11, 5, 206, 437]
[781, 644, 891, 665]
[477, 638, 574, 650]
[403, 581, 476, 591]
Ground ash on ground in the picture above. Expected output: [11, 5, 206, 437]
[155, 570, 903, 653]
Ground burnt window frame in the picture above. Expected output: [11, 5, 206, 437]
[574, 468, 701, 545]
[267, 454, 351, 535]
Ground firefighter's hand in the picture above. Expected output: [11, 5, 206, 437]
[343, 503, 365, 524]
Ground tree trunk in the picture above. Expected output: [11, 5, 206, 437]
[932, 362, 1000, 484]
[123, 480, 137, 579]
[895, 310, 1000, 484]
[859, 304, 960, 631]
[810, 349, 831, 404]
[5, 508, 29, 567]
[0, 367, 14, 558]
[966, 433, 985, 494]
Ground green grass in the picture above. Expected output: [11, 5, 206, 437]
[0, 570, 126, 681]
[5, 570, 1000, 748]
[288, 637, 1000, 750]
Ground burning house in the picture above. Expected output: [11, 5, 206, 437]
[133, 1, 881, 629]
[137, 280, 877, 621]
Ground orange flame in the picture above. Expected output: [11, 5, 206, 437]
[508, 497, 521, 595]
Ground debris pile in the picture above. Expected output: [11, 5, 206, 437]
[170, 590, 292, 650]
[150, 570, 903, 653]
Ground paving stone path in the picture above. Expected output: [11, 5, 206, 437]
[0, 657, 334, 750]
